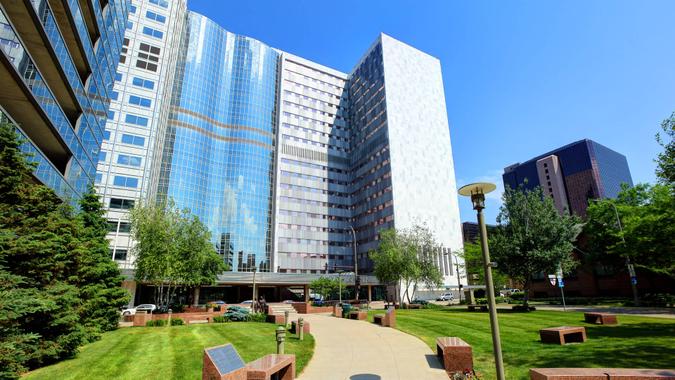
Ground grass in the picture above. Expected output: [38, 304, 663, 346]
[369, 308, 675, 379]
[23, 323, 314, 380]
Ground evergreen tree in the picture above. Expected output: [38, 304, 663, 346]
[76, 187, 129, 339]
[0, 123, 84, 377]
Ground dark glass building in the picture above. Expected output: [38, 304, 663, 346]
[0, 0, 128, 200]
[502, 139, 633, 216]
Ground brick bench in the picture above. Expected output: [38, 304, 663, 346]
[584, 312, 618, 325]
[467, 304, 488, 312]
[290, 320, 310, 334]
[348, 311, 367, 320]
[436, 337, 473, 375]
[540, 326, 586, 345]
[245, 354, 295, 380]
[407, 304, 423, 309]
[530, 368, 675, 379]
[266, 314, 285, 324]
[373, 306, 396, 328]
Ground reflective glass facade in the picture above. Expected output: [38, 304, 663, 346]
[157, 12, 279, 272]
[0, 0, 128, 200]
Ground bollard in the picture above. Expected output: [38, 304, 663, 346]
[284, 310, 289, 328]
[276, 326, 286, 354]
[298, 318, 304, 341]
[168, 309, 172, 327]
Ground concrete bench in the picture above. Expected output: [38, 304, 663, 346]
[266, 314, 285, 324]
[467, 304, 488, 312]
[373, 306, 396, 328]
[245, 354, 295, 380]
[348, 310, 367, 320]
[407, 303, 423, 309]
[540, 326, 586, 345]
[530, 368, 675, 379]
[436, 337, 473, 375]
[584, 312, 618, 325]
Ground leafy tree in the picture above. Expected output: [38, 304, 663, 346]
[370, 224, 444, 304]
[490, 186, 582, 307]
[75, 187, 130, 337]
[130, 201, 227, 308]
[585, 183, 675, 278]
[309, 277, 342, 301]
[459, 242, 510, 292]
[655, 112, 675, 185]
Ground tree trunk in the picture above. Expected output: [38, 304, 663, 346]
[523, 277, 531, 308]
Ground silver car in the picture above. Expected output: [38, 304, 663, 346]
[121, 304, 157, 316]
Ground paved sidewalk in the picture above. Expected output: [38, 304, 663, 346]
[298, 313, 448, 380]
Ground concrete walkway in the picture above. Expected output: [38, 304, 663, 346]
[298, 313, 448, 380]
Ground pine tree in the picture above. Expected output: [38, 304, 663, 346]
[76, 187, 129, 339]
[0, 123, 85, 377]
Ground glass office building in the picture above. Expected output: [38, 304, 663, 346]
[0, 0, 129, 200]
[502, 139, 634, 216]
[101, 4, 463, 292]
[156, 12, 279, 272]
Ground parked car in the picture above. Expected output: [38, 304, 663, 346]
[240, 300, 253, 305]
[207, 300, 226, 305]
[121, 304, 157, 316]
[411, 298, 429, 305]
[436, 292, 455, 301]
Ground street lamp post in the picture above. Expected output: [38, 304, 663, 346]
[455, 254, 462, 304]
[459, 182, 505, 380]
[349, 226, 359, 302]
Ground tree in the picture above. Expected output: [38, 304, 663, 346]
[0, 123, 84, 377]
[655, 112, 675, 185]
[490, 186, 582, 308]
[459, 242, 510, 293]
[75, 187, 130, 337]
[130, 201, 227, 308]
[370, 224, 444, 304]
[585, 183, 675, 278]
[309, 277, 343, 301]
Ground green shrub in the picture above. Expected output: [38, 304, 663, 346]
[639, 293, 675, 308]
[476, 298, 488, 305]
[170, 318, 184, 326]
[145, 319, 167, 327]
[509, 293, 525, 300]
[213, 316, 228, 323]
[247, 313, 267, 323]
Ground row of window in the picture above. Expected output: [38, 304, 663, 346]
[280, 169, 349, 186]
[279, 196, 349, 210]
[279, 183, 349, 198]
[113, 175, 139, 188]
[125, 113, 149, 126]
[278, 209, 349, 222]
[129, 95, 152, 107]
[142, 26, 163, 39]
[146, 10, 166, 23]
[278, 237, 351, 247]
[109, 198, 135, 209]
[149, 0, 168, 8]
[278, 224, 352, 234]
[280, 157, 347, 174]
[98, 152, 142, 167]
[108, 220, 131, 233]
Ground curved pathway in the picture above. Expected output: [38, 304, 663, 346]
[298, 313, 447, 380]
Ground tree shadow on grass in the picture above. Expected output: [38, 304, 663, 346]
[509, 323, 675, 372]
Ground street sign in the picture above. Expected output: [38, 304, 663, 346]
[628, 264, 636, 277]
[558, 278, 564, 288]
[548, 275, 556, 286]
[631, 276, 637, 285]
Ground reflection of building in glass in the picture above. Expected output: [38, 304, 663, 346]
[502, 139, 633, 216]
[100, 3, 463, 289]
[1, 0, 128, 200]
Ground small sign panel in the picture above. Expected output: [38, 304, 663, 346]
[206, 344, 245, 375]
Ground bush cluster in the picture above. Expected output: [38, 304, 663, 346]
[145, 319, 167, 327]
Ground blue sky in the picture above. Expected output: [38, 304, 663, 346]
[188, 0, 675, 224]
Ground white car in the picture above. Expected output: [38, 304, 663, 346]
[436, 292, 455, 301]
[121, 304, 157, 316]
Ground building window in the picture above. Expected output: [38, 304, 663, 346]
[126, 21, 133, 30]
[135, 60, 158, 72]
[132, 77, 155, 89]
[142, 26, 163, 39]
[146, 10, 166, 23]
[113, 175, 139, 188]
[103, 130, 111, 140]
[547, 181, 551, 186]
[95, 172, 102, 184]
[111, 91, 119, 100]
[117, 154, 142, 167]
[129, 95, 151, 107]
[125, 114, 149, 127]
[121, 134, 145, 146]
[113, 249, 128, 261]
[149, 0, 168, 8]
[98, 151, 106, 161]
[548, 187, 553, 193]
[129, 4, 136, 13]
[115, 72, 123, 81]
[107, 110, 115, 119]
[109, 198, 136, 209]
[543, 163, 548, 168]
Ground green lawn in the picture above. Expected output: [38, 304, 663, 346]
[369, 308, 675, 380]
[23, 323, 314, 380]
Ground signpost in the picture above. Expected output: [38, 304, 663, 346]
[556, 267, 566, 312]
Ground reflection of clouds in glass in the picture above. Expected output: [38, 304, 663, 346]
[241, 203, 258, 235]
[237, 175, 244, 190]
[220, 183, 237, 223]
